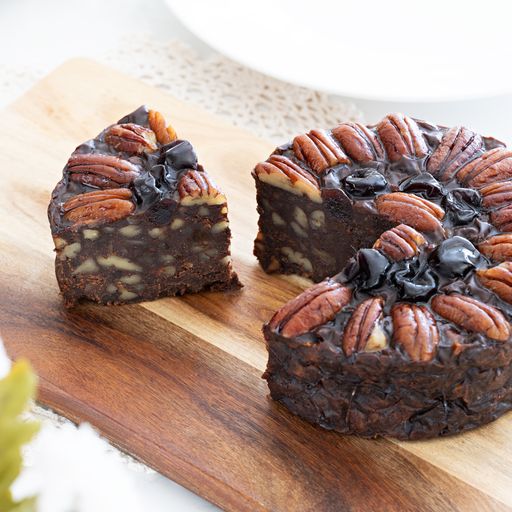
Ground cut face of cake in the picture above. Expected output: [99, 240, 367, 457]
[48, 106, 240, 306]
[262, 114, 512, 439]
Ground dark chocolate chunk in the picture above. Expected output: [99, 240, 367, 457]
[399, 172, 444, 198]
[391, 259, 438, 301]
[443, 188, 481, 225]
[430, 236, 481, 278]
[342, 249, 390, 289]
[343, 169, 388, 197]
[159, 140, 198, 171]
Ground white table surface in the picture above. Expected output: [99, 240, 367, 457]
[2, 1, 512, 510]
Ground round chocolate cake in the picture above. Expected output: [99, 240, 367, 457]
[262, 114, 512, 439]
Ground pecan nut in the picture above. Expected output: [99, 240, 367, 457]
[63, 189, 134, 228]
[376, 113, 428, 162]
[479, 234, 512, 262]
[481, 180, 512, 208]
[375, 192, 445, 232]
[254, 155, 321, 203]
[431, 294, 511, 341]
[373, 224, 426, 261]
[477, 262, 512, 304]
[331, 122, 385, 163]
[105, 123, 157, 154]
[456, 147, 512, 188]
[269, 279, 351, 337]
[342, 296, 387, 356]
[178, 170, 226, 206]
[292, 129, 349, 173]
[427, 126, 482, 181]
[490, 205, 512, 232]
[148, 109, 177, 145]
[391, 303, 439, 362]
[66, 153, 140, 188]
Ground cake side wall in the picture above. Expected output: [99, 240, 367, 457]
[263, 324, 512, 440]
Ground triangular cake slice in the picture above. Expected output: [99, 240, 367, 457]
[48, 106, 240, 306]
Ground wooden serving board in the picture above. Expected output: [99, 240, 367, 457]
[1, 59, 512, 512]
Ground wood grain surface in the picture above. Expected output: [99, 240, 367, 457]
[1, 59, 511, 512]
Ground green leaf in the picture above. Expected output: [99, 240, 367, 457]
[8, 496, 37, 512]
[0, 493, 37, 512]
[0, 360, 37, 418]
[0, 359, 39, 512]
[0, 422, 40, 456]
[0, 450, 22, 502]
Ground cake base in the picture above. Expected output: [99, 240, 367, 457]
[264, 327, 512, 440]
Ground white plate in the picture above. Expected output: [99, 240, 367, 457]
[166, 0, 512, 102]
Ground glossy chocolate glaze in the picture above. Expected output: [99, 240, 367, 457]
[269, 120, 509, 361]
[49, 106, 199, 232]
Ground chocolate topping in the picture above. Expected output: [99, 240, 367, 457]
[49, 106, 199, 232]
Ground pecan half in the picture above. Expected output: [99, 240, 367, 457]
[254, 155, 321, 203]
[477, 263, 512, 304]
[178, 170, 226, 206]
[148, 109, 177, 144]
[392, 303, 439, 362]
[479, 234, 512, 262]
[292, 129, 350, 173]
[269, 279, 351, 337]
[105, 123, 157, 154]
[342, 297, 387, 357]
[66, 153, 139, 188]
[427, 126, 483, 181]
[63, 189, 134, 228]
[481, 180, 512, 209]
[456, 147, 512, 188]
[376, 113, 428, 162]
[373, 224, 426, 261]
[431, 294, 511, 341]
[375, 192, 445, 232]
[490, 205, 512, 232]
[331, 122, 385, 163]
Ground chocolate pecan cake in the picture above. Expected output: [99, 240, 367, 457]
[261, 114, 512, 439]
[48, 106, 240, 306]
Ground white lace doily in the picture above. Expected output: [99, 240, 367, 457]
[1, 38, 362, 143]
[102, 38, 362, 142]
[2, 37, 361, 470]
